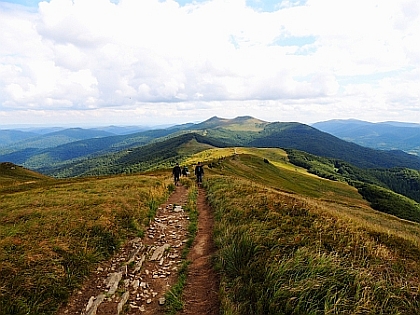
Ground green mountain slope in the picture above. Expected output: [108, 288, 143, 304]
[193, 115, 268, 131]
[249, 122, 420, 169]
[187, 118, 420, 169]
[43, 133, 225, 177]
[285, 149, 420, 218]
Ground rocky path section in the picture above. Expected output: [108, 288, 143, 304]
[57, 185, 190, 315]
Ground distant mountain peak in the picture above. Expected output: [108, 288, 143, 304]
[195, 116, 267, 130]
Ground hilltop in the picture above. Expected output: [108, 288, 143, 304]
[0, 162, 53, 193]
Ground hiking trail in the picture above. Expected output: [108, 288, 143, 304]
[56, 185, 219, 315]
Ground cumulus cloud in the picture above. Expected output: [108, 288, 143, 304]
[0, 0, 419, 125]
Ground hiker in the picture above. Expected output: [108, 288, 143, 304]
[194, 162, 204, 185]
[182, 166, 189, 177]
[172, 163, 182, 186]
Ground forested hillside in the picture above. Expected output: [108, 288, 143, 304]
[41, 133, 225, 177]
[286, 149, 420, 222]
[250, 122, 420, 169]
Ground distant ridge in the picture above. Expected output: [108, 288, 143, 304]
[0, 129, 38, 147]
[193, 116, 267, 129]
[313, 119, 420, 155]
[0, 127, 114, 151]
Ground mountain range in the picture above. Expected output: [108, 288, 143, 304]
[312, 119, 420, 155]
[1, 116, 420, 177]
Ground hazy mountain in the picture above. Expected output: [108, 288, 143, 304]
[92, 125, 153, 135]
[0, 124, 192, 170]
[312, 119, 420, 155]
[6, 126, 66, 134]
[248, 122, 420, 169]
[0, 128, 115, 152]
[0, 129, 38, 147]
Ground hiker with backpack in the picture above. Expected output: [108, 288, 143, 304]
[172, 163, 182, 186]
[194, 162, 204, 185]
[182, 166, 189, 177]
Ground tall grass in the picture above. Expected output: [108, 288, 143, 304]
[0, 174, 169, 315]
[206, 176, 420, 315]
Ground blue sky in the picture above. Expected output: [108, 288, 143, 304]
[0, 0, 419, 127]
[3, 0, 293, 11]
[2, 0, 38, 5]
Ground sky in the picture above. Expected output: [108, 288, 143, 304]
[0, 0, 419, 127]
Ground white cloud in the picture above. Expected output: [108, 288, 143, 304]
[0, 0, 419, 125]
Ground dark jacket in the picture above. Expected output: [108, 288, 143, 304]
[173, 165, 182, 177]
[194, 165, 204, 176]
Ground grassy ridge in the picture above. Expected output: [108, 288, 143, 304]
[0, 173, 170, 315]
[203, 153, 420, 315]
[0, 163, 52, 192]
[3, 146, 420, 315]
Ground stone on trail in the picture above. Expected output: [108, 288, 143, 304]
[173, 205, 183, 212]
[150, 243, 170, 261]
[104, 272, 123, 295]
[83, 294, 105, 315]
[117, 291, 130, 314]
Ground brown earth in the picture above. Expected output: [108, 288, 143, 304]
[56, 184, 219, 315]
[179, 187, 220, 315]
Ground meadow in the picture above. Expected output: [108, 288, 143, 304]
[204, 152, 420, 314]
[0, 170, 170, 314]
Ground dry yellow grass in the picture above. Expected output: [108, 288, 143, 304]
[0, 173, 171, 315]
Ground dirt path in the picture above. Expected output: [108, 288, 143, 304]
[56, 185, 219, 315]
[179, 187, 220, 315]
